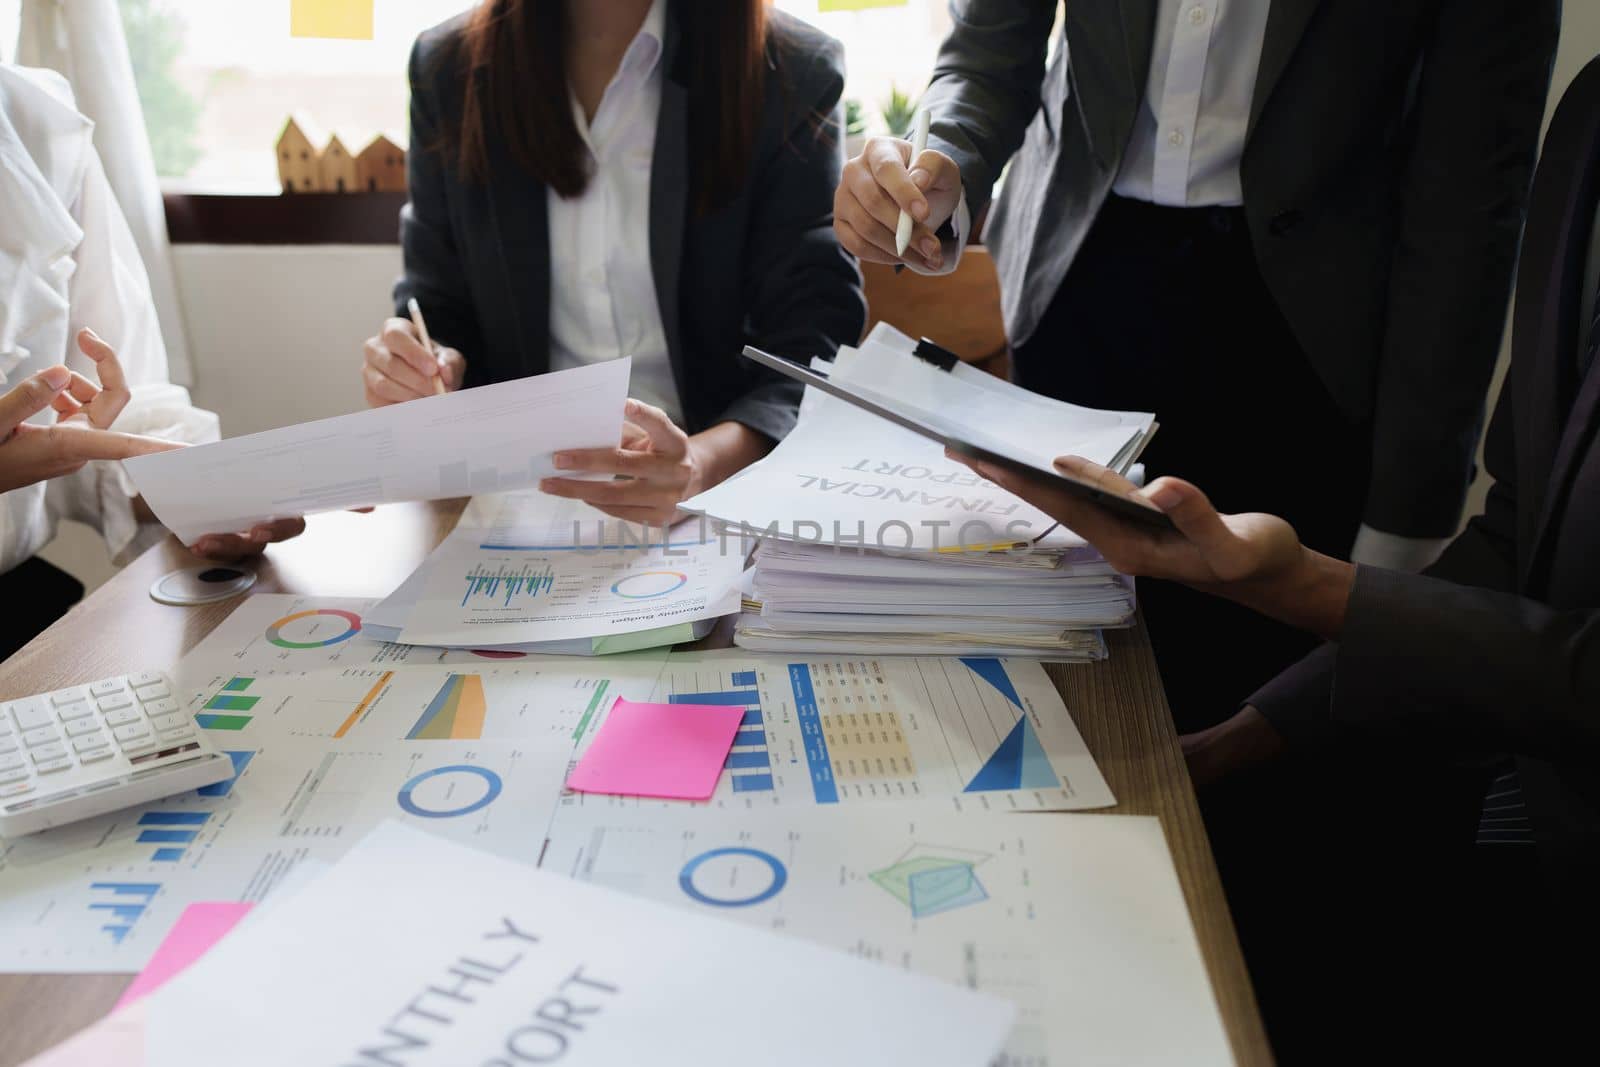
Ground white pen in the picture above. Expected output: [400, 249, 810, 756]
[407, 297, 447, 396]
[895, 107, 931, 258]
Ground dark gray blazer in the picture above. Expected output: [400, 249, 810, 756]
[1253, 55, 1600, 928]
[921, 0, 1559, 537]
[395, 5, 866, 442]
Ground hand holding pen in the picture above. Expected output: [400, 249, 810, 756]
[360, 299, 468, 407]
[833, 107, 963, 271]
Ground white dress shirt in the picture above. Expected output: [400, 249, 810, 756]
[0, 64, 218, 576]
[1113, 0, 1271, 207]
[546, 0, 683, 426]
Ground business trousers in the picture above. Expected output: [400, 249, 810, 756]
[1013, 196, 1494, 1054]
[0, 557, 83, 662]
[1012, 194, 1370, 731]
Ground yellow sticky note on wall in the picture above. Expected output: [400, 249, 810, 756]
[819, 0, 909, 11]
[290, 0, 375, 41]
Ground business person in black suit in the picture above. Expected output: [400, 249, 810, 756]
[836, 0, 1560, 723]
[365, 0, 865, 524]
[955, 53, 1600, 1058]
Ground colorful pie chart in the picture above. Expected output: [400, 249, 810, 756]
[266, 609, 362, 649]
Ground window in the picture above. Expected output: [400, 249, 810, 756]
[84, 1, 960, 193]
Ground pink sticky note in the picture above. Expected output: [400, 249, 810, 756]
[567, 697, 746, 800]
[115, 902, 254, 1009]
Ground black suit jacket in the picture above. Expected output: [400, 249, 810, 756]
[921, 0, 1559, 536]
[1253, 55, 1600, 925]
[395, 5, 866, 442]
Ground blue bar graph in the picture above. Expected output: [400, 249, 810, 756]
[673, 689, 758, 706]
[670, 678, 774, 794]
[91, 882, 161, 896]
[138, 829, 199, 844]
[152, 848, 185, 862]
[138, 811, 210, 826]
[89, 883, 159, 945]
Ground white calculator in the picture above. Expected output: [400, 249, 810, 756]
[0, 672, 234, 837]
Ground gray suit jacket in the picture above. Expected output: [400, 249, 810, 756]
[395, 5, 865, 442]
[1252, 54, 1600, 927]
[921, 0, 1558, 536]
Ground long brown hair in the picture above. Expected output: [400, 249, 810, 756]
[452, 0, 768, 215]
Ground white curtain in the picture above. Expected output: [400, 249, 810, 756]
[16, 0, 194, 385]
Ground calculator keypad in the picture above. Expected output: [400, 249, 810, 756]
[0, 674, 199, 801]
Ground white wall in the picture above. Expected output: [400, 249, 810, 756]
[178, 245, 396, 434]
[39, 245, 397, 588]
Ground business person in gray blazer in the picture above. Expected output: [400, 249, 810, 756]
[836, 0, 1559, 722]
[366, 0, 865, 524]
[955, 52, 1600, 1059]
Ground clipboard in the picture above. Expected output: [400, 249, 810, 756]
[742, 346, 1175, 531]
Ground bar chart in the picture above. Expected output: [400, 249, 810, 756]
[89, 882, 160, 945]
[668, 668, 773, 795]
[459, 562, 557, 607]
[137, 811, 212, 863]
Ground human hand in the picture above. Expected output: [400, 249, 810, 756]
[362, 317, 465, 406]
[55, 329, 132, 429]
[1179, 706, 1286, 788]
[540, 399, 703, 526]
[951, 452, 1306, 589]
[189, 517, 308, 562]
[834, 136, 963, 270]
[0, 364, 181, 494]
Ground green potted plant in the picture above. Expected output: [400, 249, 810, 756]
[880, 84, 919, 138]
[844, 97, 867, 158]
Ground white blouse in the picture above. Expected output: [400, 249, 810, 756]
[545, 0, 682, 426]
[0, 64, 218, 576]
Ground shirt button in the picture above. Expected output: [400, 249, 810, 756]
[1188, 4, 1207, 25]
[1168, 128, 1186, 147]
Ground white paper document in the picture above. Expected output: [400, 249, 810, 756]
[542, 806, 1233, 1066]
[558, 649, 1115, 813]
[391, 492, 745, 647]
[124, 359, 630, 542]
[834, 330, 1156, 474]
[684, 401, 1078, 552]
[140, 822, 1017, 1067]
[0, 595, 665, 973]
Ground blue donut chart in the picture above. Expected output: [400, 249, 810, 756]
[678, 847, 788, 908]
[397, 765, 503, 818]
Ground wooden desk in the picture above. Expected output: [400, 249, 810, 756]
[0, 502, 1272, 1066]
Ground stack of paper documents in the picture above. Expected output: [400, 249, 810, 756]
[682, 326, 1150, 658]
[738, 538, 1133, 658]
[367, 493, 745, 655]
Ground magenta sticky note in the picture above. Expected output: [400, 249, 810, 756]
[566, 697, 746, 801]
[115, 902, 254, 1009]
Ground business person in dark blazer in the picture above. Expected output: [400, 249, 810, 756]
[365, 0, 865, 524]
[836, 0, 1560, 722]
[955, 53, 1600, 1057]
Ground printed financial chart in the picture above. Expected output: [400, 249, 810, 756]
[0, 596, 662, 973]
[542, 805, 1056, 1064]
[561, 651, 1113, 813]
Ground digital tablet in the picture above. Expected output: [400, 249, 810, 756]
[742, 346, 1175, 531]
